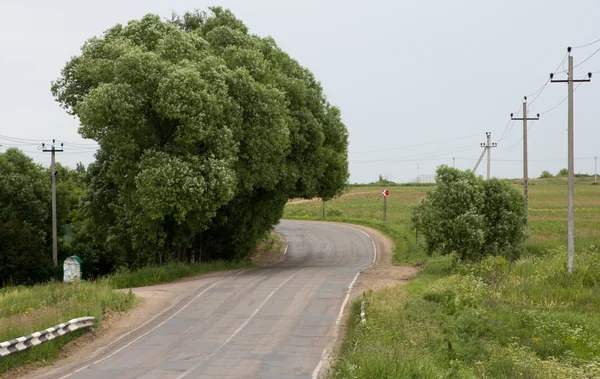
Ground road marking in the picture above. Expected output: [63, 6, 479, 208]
[311, 225, 378, 379]
[175, 272, 299, 379]
[58, 270, 248, 379]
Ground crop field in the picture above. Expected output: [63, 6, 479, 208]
[284, 178, 600, 378]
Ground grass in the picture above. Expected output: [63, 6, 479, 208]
[0, 280, 136, 374]
[284, 179, 600, 378]
[107, 260, 255, 289]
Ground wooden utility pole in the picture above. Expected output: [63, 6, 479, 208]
[550, 47, 592, 273]
[43, 140, 63, 266]
[511, 97, 540, 222]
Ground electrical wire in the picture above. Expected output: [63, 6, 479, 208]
[351, 144, 478, 164]
[572, 37, 600, 49]
[499, 53, 569, 143]
[573, 46, 600, 69]
[352, 147, 479, 168]
[349, 133, 480, 154]
[0, 134, 98, 147]
[538, 79, 586, 115]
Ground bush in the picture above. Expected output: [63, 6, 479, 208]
[557, 168, 568, 177]
[540, 171, 553, 178]
[419, 166, 526, 261]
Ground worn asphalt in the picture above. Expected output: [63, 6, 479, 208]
[39, 220, 376, 379]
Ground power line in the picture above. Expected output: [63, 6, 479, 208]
[352, 146, 478, 168]
[351, 144, 477, 164]
[572, 37, 600, 49]
[499, 53, 568, 143]
[349, 133, 480, 154]
[0, 134, 98, 147]
[573, 46, 600, 69]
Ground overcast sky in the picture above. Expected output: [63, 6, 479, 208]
[1, 0, 599, 183]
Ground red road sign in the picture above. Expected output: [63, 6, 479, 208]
[381, 189, 389, 197]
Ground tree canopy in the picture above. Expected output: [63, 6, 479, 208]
[52, 7, 349, 270]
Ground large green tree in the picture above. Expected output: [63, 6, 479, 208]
[0, 149, 55, 286]
[53, 8, 348, 269]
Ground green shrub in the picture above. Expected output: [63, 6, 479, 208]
[540, 170, 553, 178]
[419, 166, 526, 261]
[558, 168, 568, 177]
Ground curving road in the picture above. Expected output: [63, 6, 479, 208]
[40, 220, 376, 379]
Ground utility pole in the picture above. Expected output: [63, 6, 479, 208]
[42, 140, 64, 266]
[511, 97, 540, 222]
[550, 47, 592, 273]
[473, 132, 497, 178]
[595, 156, 597, 184]
[452, 157, 456, 168]
[322, 199, 325, 218]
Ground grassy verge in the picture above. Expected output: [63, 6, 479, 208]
[0, 280, 135, 374]
[329, 245, 600, 378]
[107, 260, 255, 289]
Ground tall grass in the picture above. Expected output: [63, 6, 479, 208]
[0, 280, 135, 374]
[107, 260, 255, 289]
[330, 246, 600, 378]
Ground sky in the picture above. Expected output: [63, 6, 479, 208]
[1, 0, 599, 183]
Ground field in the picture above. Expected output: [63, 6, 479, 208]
[284, 178, 600, 378]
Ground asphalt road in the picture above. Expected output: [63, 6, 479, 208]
[44, 220, 376, 379]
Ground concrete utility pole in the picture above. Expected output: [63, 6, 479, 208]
[473, 132, 497, 178]
[595, 156, 598, 184]
[452, 157, 456, 168]
[43, 140, 64, 266]
[511, 97, 540, 222]
[550, 47, 592, 273]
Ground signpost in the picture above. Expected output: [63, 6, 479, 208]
[381, 189, 389, 221]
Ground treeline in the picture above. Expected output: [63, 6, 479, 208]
[0, 150, 85, 285]
[1, 7, 348, 286]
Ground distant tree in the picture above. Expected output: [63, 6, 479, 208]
[540, 171, 553, 179]
[419, 166, 526, 261]
[53, 8, 348, 268]
[558, 168, 568, 177]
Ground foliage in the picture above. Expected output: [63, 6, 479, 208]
[419, 166, 526, 261]
[0, 149, 55, 286]
[558, 168, 568, 177]
[52, 8, 348, 273]
[540, 170, 553, 178]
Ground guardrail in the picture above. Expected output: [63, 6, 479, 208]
[0, 317, 95, 357]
